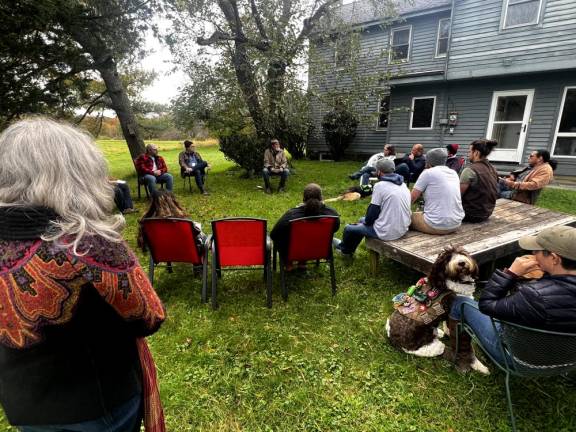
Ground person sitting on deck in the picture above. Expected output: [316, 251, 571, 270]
[334, 159, 411, 256]
[270, 183, 340, 269]
[445, 144, 465, 173]
[498, 149, 557, 204]
[348, 144, 396, 185]
[394, 143, 426, 184]
[410, 148, 464, 235]
[459, 139, 499, 223]
[447, 225, 576, 367]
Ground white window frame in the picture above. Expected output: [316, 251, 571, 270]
[389, 25, 412, 64]
[551, 86, 576, 158]
[375, 94, 391, 131]
[502, 0, 544, 29]
[435, 18, 451, 58]
[409, 96, 436, 130]
[334, 37, 351, 68]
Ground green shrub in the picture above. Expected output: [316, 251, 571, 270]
[321, 107, 358, 161]
[219, 134, 268, 176]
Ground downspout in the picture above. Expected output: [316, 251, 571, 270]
[440, 0, 456, 146]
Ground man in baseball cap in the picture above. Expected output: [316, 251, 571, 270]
[447, 225, 576, 370]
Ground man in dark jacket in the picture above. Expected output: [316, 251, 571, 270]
[178, 140, 210, 194]
[449, 225, 576, 366]
[394, 143, 426, 184]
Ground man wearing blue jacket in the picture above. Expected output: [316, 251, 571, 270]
[334, 159, 411, 256]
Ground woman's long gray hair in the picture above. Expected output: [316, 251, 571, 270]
[0, 117, 124, 252]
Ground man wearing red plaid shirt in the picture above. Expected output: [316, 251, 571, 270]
[134, 144, 174, 195]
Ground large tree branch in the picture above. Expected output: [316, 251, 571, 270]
[76, 90, 108, 124]
[293, 0, 341, 51]
[249, 0, 269, 41]
[197, 30, 270, 51]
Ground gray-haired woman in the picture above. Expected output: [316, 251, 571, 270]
[0, 117, 166, 432]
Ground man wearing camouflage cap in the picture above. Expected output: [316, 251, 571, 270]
[448, 225, 576, 367]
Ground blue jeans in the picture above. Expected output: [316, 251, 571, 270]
[142, 173, 173, 194]
[113, 182, 134, 212]
[18, 393, 142, 432]
[350, 165, 376, 185]
[262, 168, 289, 189]
[450, 296, 505, 365]
[498, 182, 513, 199]
[338, 217, 379, 255]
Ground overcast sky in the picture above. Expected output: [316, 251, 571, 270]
[139, 30, 187, 105]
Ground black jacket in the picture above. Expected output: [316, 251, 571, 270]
[479, 269, 576, 332]
[270, 204, 340, 258]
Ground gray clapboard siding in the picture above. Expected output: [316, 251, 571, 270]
[448, 0, 576, 79]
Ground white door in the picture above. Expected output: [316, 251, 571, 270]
[486, 89, 534, 162]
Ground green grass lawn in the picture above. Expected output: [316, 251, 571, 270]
[2, 140, 576, 431]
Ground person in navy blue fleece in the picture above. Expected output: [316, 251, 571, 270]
[394, 143, 426, 184]
[335, 159, 411, 256]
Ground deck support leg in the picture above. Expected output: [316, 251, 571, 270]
[369, 249, 379, 276]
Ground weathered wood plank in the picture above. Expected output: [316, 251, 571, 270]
[366, 199, 576, 275]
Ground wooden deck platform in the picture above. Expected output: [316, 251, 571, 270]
[365, 199, 576, 275]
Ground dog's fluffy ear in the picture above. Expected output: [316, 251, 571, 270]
[428, 247, 456, 291]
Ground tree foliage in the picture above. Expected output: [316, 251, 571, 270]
[321, 104, 358, 161]
[164, 0, 348, 165]
[0, 0, 158, 158]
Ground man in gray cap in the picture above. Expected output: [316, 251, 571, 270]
[410, 148, 464, 235]
[447, 225, 576, 368]
[334, 159, 411, 256]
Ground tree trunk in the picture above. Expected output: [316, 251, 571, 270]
[232, 42, 269, 139]
[67, 29, 146, 160]
[266, 59, 287, 138]
[97, 61, 146, 160]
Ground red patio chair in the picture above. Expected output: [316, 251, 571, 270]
[273, 215, 339, 301]
[140, 218, 208, 299]
[206, 218, 272, 309]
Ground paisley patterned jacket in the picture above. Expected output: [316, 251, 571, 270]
[0, 207, 165, 426]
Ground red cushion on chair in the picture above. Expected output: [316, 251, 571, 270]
[286, 217, 337, 262]
[142, 218, 202, 265]
[212, 219, 266, 266]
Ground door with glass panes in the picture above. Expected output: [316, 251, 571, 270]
[486, 89, 534, 162]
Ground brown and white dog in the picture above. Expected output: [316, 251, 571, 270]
[385, 246, 489, 374]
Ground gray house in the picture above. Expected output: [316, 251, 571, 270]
[307, 0, 576, 176]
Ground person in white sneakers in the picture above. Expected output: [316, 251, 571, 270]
[348, 144, 396, 185]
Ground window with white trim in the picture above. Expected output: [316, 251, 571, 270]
[410, 96, 436, 130]
[435, 18, 450, 57]
[334, 37, 351, 68]
[377, 95, 390, 129]
[503, 0, 543, 28]
[552, 87, 576, 157]
[389, 26, 411, 63]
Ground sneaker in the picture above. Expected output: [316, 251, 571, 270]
[332, 238, 342, 248]
[265, 187, 272, 194]
[334, 247, 353, 258]
[202, 190, 209, 195]
[122, 208, 137, 214]
[278, 187, 286, 193]
[348, 174, 358, 180]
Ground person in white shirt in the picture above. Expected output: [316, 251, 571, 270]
[348, 144, 396, 185]
[410, 148, 464, 235]
[335, 158, 411, 256]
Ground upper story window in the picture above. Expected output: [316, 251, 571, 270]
[552, 87, 576, 157]
[410, 96, 436, 130]
[389, 26, 412, 63]
[376, 95, 390, 129]
[435, 18, 451, 57]
[334, 37, 351, 68]
[503, 0, 543, 28]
